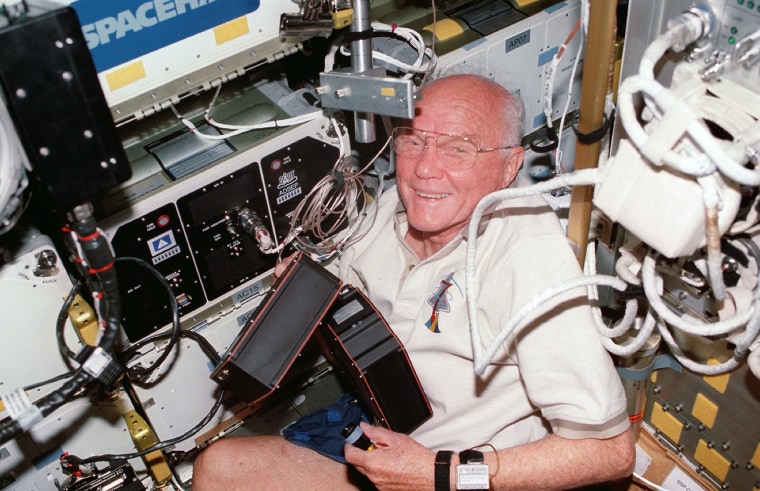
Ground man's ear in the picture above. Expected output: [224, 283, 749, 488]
[502, 146, 525, 188]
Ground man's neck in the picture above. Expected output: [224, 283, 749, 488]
[404, 227, 460, 261]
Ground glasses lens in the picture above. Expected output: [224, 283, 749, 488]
[392, 128, 479, 169]
[436, 135, 478, 169]
[392, 128, 424, 158]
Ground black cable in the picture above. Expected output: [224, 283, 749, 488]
[63, 329, 224, 465]
[127, 329, 221, 366]
[23, 371, 76, 391]
[56, 279, 83, 361]
[1, 203, 121, 445]
[64, 389, 225, 466]
[115, 256, 181, 380]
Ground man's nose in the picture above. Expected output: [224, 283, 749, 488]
[414, 136, 444, 175]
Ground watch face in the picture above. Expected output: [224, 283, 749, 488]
[456, 463, 490, 490]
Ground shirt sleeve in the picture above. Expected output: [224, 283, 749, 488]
[492, 232, 630, 440]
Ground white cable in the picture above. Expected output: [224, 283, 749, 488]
[615, 249, 643, 286]
[204, 111, 323, 136]
[655, 315, 742, 375]
[473, 274, 627, 375]
[749, 347, 760, 379]
[619, 74, 760, 187]
[542, 18, 581, 126]
[465, 169, 602, 375]
[336, 21, 436, 78]
[554, 23, 585, 174]
[641, 253, 755, 338]
[372, 23, 429, 71]
[579, 0, 590, 37]
[585, 241, 656, 357]
[168, 98, 323, 141]
[602, 311, 659, 358]
[637, 8, 710, 120]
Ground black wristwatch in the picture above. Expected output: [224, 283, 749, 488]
[435, 450, 454, 491]
[456, 449, 489, 490]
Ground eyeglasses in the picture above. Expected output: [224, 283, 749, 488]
[391, 127, 516, 171]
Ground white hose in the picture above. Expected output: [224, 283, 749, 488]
[619, 74, 760, 187]
[641, 253, 755, 337]
[655, 316, 741, 375]
[585, 241, 655, 357]
[465, 170, 602, 375]
[473, 274, 628, 375]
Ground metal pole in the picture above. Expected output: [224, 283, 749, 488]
[351, 0, 376, 143]
[566, 0, 617, 265]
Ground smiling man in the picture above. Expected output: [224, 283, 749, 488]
[193, 74, 634, 490]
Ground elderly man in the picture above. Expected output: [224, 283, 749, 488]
[192, 74, 634, 490]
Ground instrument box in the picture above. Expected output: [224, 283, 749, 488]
[319, 286, 432, 433]
[211, 254, 431, 434]
[210, 254, 341, 403]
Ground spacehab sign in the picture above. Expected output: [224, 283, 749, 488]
[71, 0, 261, 72]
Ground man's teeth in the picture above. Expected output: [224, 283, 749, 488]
[417, 191, 448, 199]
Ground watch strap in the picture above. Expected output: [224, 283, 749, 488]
[435, 450, 454, 491]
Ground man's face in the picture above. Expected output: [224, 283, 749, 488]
[395, 82, 521, 244]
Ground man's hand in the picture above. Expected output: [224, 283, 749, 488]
[274, 252, 299, 278]
[344, 422, 436, 490]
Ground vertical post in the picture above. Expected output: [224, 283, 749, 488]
[566, 0, 617, 265]
[351, 0, 376, 143]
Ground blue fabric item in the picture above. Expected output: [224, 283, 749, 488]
[282, 393, 368, 463]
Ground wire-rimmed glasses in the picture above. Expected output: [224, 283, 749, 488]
[391, 126, 516, 171]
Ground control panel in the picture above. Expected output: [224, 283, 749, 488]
[102, 114, 343, 342]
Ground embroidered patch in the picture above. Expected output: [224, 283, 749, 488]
[424, 272, 460, 333]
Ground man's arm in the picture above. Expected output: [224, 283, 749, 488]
[345, 423, 635, 491]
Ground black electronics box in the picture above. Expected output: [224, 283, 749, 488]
[210, 254, 342, 402]
[319, 286, 432, 433]
[0, 5, 130, 208]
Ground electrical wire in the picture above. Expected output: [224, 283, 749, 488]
[116, 256, 181, 381]
[1, 204, 121, 445]
[611, 9, 760, 334]
[335, 21, 436, 79]
[168, 85, 323, 142]
[464, 169, 614, 374]
[585, 241, 658, 357]
[61, 329, 224, 466]
[281, 119, 389, 259]
[640, 253, 755, 338]
[64, 391, 225, 465]
[554, 19, 585, 174]
[23, 372, 76, 392]
[640, 250, 760, 375]
[542, 19, 580, 130]
[56, 279, 83, 361]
